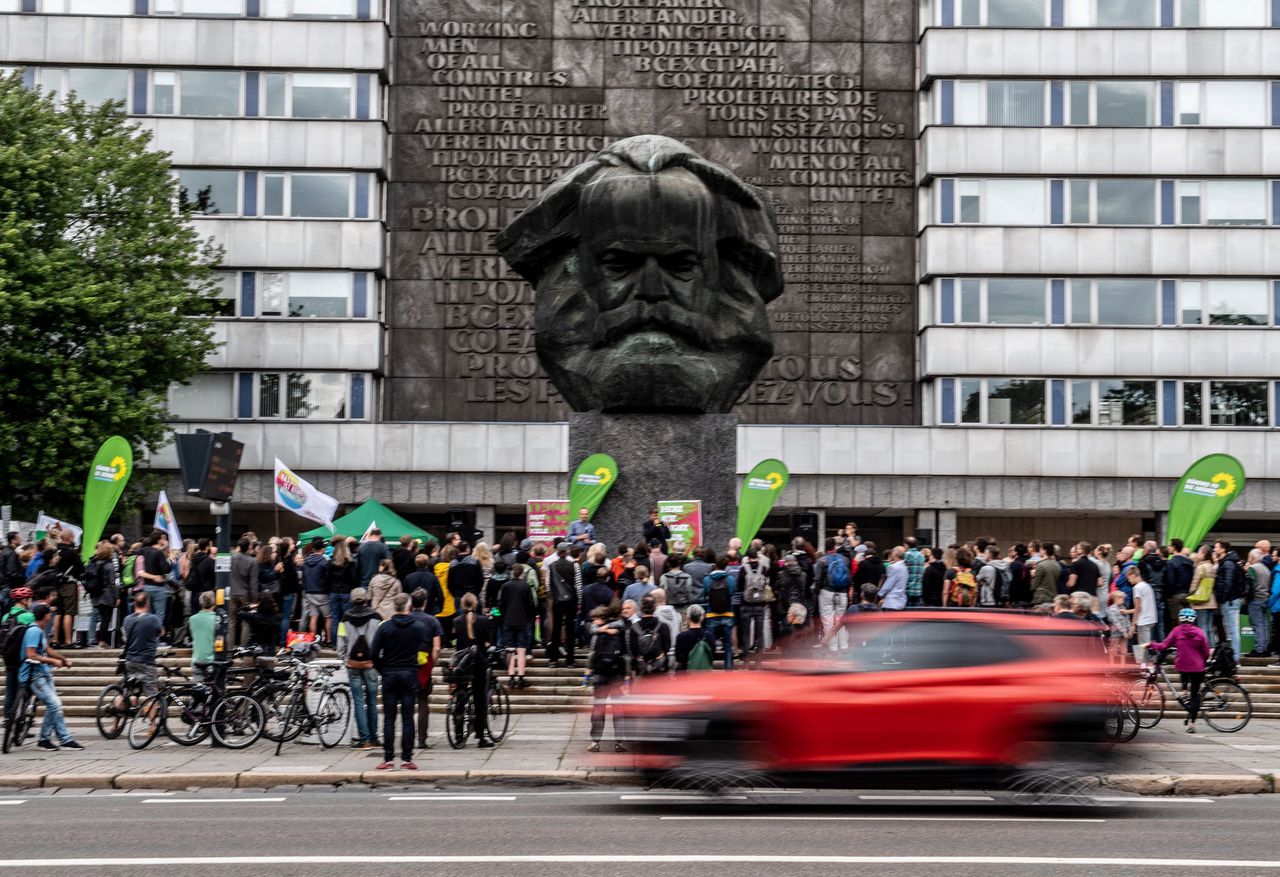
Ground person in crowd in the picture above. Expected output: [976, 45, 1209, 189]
[495, 533, 519, 568]
[338, 587, 382, 750]
[920, 547, 946, 606]
[587, 603, 628, 750]
[544, 543, 582, 669]
[1128, 565, 1158, 665]
[0, 531, 21, 592]
[642, 508, 671, 553]
[228, 537, 258, 650]
[299, 537, 330, 643]
[1103, 590, 1133, 665]
[2, 586, 34, 720]
[497, 560, 535, 689]
[1030, 544, 1060, 605]
[672, 603, 710, 670]
[621, 564, 655, 607]
[122, 592, 163, 701]
[483, 557, 510, 616]
[276, 537, 300, 643]
[357, 529, 391, 590]
[452, 592, 494, 749]
[650, 588, 682, 665]
[581, 542, 607, 586]
[256, 543, 280, 604]
[902, 537, 925, 607]
[879, 546, 908, 610]
[658, 552, 695, 618]
[433, 545, 458, 648]
[188, 591, 217, 682]
[1148, 607, 1212, 733]
[372, 592, 430, 769]
[1163, 539, 1194, 636]
[1213, 540, 1247, 656]
[21, 603, 81, 751]
[391, 535, 419, 583]
[185, 538, 215, 624]
[581, 566, 615, 619]
[1187, 544, 1218, 645]
[133, 530, 171, 645]
[1247, 548, 1273, 658]
[701, 555, 736, 670]
[84, 541, 118, 650]
[629, 594, 673, 677]
[326, 538, 358, 647]
[684, 547, 714, 592]
[814, 537, 851, 650]
[568, 507, 596, 549]
[945, 548, 978, 607]
[238, 592, 282, 653]
[368, 558, 403, 622]
[408, 588, 443, 749]
[405, 554, 444, 617]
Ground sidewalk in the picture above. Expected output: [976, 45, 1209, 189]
[3, 713, 1280, 795]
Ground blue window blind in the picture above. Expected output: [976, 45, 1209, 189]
[1161, 280, 1176, 325]
[1273, 0, 1280, 27]
[357, 0, 372, 19]
[355, 175, 370, 219]
[1050, 179, 1064, 224]
[132, 69, 147, 114]
[1275, 383, 1280, 426]
[350, 375, 366, 420]
[1159, 81, 1173, 126]
[1051, 279, 1065, 324]
[1273, 281, 1280, 326]
[247, 0, 261, 15]
[356, 74, 371, 120]
[939, 179, 954, 223]
[1050, 0, 1063, 26]
[237, 373, 253, 419]
[1272, 82, 1280, 125]
[1162, 382, 1177, 426]
[20, 0, 35, 11]
[244, 72, 260, 117]
[1050, 380, 1065, 425]
[20, 68, 34, 88]
[242, 171, 258, 217]
[940, 0, 955, 26]
[940, 379, 956, 425]
[1160, 0, 1174, 26]
[352, 273, 368, 318]
[240, 272, 256, 316]
[134, 0, 148, 14]
[1050, 81, 1063, 126]
[1273, 181, 1280, 226]
[1160, 180, 1175, 225]
[939, 80, 954, 126]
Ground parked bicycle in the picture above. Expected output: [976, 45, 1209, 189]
[445, 646, 511, 749]
[1128, 650, 1252, 733]
[271, 645, 351, 755]
[2, 664, 39, 754]
[94, 660, 186, 739]
[126, 648, 266, 749]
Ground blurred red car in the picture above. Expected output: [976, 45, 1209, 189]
[611, 611, 1116, 791]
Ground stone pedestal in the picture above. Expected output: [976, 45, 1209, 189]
[568, 413, 738, 552]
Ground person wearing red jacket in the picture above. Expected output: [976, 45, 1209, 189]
[1147, 607, 1212, 733]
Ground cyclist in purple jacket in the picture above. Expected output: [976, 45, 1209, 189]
[1147, 607, 1212, 733]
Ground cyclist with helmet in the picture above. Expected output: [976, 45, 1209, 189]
[1147, 607, 1212, 733]
[1, 587, 34, 720]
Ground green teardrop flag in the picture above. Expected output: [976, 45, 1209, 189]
[567, 453, 618, 520]
[1166, 453, 1246, 550]
[736, 458, 788, 544]
[81, 435, 133, 562]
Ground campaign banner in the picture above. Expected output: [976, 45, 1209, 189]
[658, 500, 702, 551]
[736, 458, 789, 545]
[567, 453, 618, 520]
[273, 458, 339, 533]
[81, 435, 132, 562]
[526, 500, 570, 543]
[154, 490, 182, 547]
[1167, 453, 1246, 549]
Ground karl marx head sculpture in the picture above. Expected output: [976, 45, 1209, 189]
[495, 135, 783, 414]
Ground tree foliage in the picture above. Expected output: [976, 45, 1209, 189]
[0, 73, 221, 520]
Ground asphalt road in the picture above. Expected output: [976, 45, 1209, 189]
[1, 786, 1276, 876]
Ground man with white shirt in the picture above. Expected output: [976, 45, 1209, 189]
[878, 547, 908, 611]
[1127, 565, 1158, 665]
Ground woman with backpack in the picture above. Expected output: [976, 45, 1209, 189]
[453, 593, 493, 748]
[586, 603, 628, 752]
[944, 548, 978, 607]
[1147, 607, 1212, 733]
[85, 541, 118, 650]
[659, 553, 695, 618]
[337, 587, 383, 749]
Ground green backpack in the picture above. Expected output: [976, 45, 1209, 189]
[686, 638, 714, 671]
[122, 555, 137, 588]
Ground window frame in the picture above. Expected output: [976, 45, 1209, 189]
[258, 171, 360, 219]
[150, 69, 244, 117]
[1178, 380, 1273, 427]
[250, 371, 362, 421]
[247, 271, 369, 319]
[260, 71, 362, 120]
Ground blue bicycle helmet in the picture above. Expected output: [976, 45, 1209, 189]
[1178, 607, 1197, 623]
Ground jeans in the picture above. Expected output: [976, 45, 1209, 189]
[29, 673, 71, 744]
[705, 616, 735, 670]
[1221, 598, 1243, 655]
[818, 589, 849, 650]
[144, 585, 168, 631]
[278, 593, 296, 644]
[328, 593, 351, 643]
[1195, 608, 1217, 646]
[547, 601, 577, 664]
[739, 605, 768, 658]
[381, 669, 418, 763]
[347, 667, 380, 744]
[1247, 600, 1271, 654]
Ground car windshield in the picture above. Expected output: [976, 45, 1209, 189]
[812, 619, 1032, 673]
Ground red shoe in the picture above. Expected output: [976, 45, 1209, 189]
[401, 762, 418, 770]
[375, 761, 395, 770]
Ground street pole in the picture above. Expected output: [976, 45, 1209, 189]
[211, 500, 231, 659]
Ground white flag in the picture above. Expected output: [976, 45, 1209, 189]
[153, 490, 183, 546]
[273, 458, 338, 533]
[361, 519, 378, 542]
[35, 512, 83, 545]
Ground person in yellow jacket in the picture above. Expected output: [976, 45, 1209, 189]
[434, 545, 457, 646]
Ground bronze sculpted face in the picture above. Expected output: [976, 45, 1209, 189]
[495, 135, 783, 413]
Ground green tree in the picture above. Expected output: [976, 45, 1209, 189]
[0, 73, 221, 520]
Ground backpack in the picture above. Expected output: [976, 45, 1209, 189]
[83, 558, 106, 600]
[664, 571, 695, 606]
[1225, 561, 1250, 603]
[0, 610, 30, 665]
[549, 563, 576, 604]
[828, 553, 851, 589]
[590, 625, 624, 675]
[781, 556, 807, 605]
[743, 562, 769, 604]
[1208, 642, 1238, 679]
[951, 569, 977, 606]
[346, 624, 372, 667]
[686, 638, 714, 671]
[632, 621, 665, 674]
[122, 554, 137, 588]
[706, 572, 732, 614]
[444, 645, 478, 684]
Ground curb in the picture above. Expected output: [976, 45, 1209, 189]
[0, 771, 1275, 795]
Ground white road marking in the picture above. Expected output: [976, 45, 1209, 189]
[141, 797, 287, 804]
[0, 801, 23, 805]
[620, 794, 748, 801]
[659, 815, 1104, 824]
[1091, 796, 1216, 804]
[0, 854, 1274, 868]
[387, 795, 516, 802]
[859, 795, 994, 801]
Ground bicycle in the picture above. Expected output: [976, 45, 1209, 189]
[95, 660, 186, 739]
[271, 653, 351, 755]
[445, 646, 510, 749]
[2, 669, 38, 754]
[1128, 650, 1252, 733]
[126, 649, 266, 749]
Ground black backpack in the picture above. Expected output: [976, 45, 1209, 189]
[549, 564, 576, 604]
[632, 620, 665, 673]
[0, 611, 30, 665]
[347, 629, 372, 664]
[781, 556, 808, 606]
[706, 573, 732, 614]
[590, 625, 624, 675]
[1209, 643, 1238, 679]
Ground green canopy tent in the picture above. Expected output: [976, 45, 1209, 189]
[298, 499, 435, 543]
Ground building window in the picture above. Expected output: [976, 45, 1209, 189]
[153, 0, 243, 13]
[151, 70, 241, 117]
[254, 271, 366, 318]
[261, 72, 366, 119]
[262, 0, 367, 17]
[204, 272, 239, 316]
[987, 379, 1047, 424]
[1207, 381, 1269, 426]
[251, 372, 358, 419]
[32, 68, 130, 108]
[1096, 380, 1157, 425]
[1202, 280, 1269, 325]
[1093, 0, 1156, 26]
[259, 172, 361, 218]
[1094, 82, 1155, 126]
[35, 0, 134, 12]
[176, 169, 240, 215]
[1199, 81, 1267, 127]
[169, 373, 236, 419]
[1096, 179, 1155, 224]
[1096, 279, 1157, 324]
[986, 81, 1045, 125]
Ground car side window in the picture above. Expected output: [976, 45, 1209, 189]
[849, 620, 1029, 672]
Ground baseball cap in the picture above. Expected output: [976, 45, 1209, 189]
[854, 544, 868, 554]
[557, 541, 572, 552]
[350, 587, 370, 603]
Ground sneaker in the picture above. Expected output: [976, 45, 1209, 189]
[614, 742, 628, 752]
[36, 739, 58, 751]
[477, 740, 495, 749]
[1187, 725, 1197, 734]
[587, 741, 600, 752]
[60, 740, 84, 751]
[350, 740, 366, 749]
[548, 660, 560, 669]
[401, 762, 418, 771]
[375, 761, 395, 770]
[360, 741, 375, 750]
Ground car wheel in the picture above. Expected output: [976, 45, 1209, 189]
[1006, 769, 1097, 807]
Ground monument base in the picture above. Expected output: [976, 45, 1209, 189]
[568, 412, 738, 553]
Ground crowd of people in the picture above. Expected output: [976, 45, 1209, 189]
[1, 516, 1274, 752]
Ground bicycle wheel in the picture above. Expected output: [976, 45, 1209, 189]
[1127, 678, 1165, 728]
[95, 685, 130, 739]
[445, 693, 469, 749]
[127, 695, 165, 750]
[486, 682, 510, 743]
[164, 690, 212, 746]
[2, 690, 31, 754]
[257, 683, 294, 743]
[273, 689, 307, 755]
[1202, 679, 1252, 733]
[12, 692, 36, 749]
[314, 687, 352, 749]
[1115, 694, 1140, 743]
[210, 694, 265, 749]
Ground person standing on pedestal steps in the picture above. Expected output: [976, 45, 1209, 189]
[544, 543, 582, 668]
